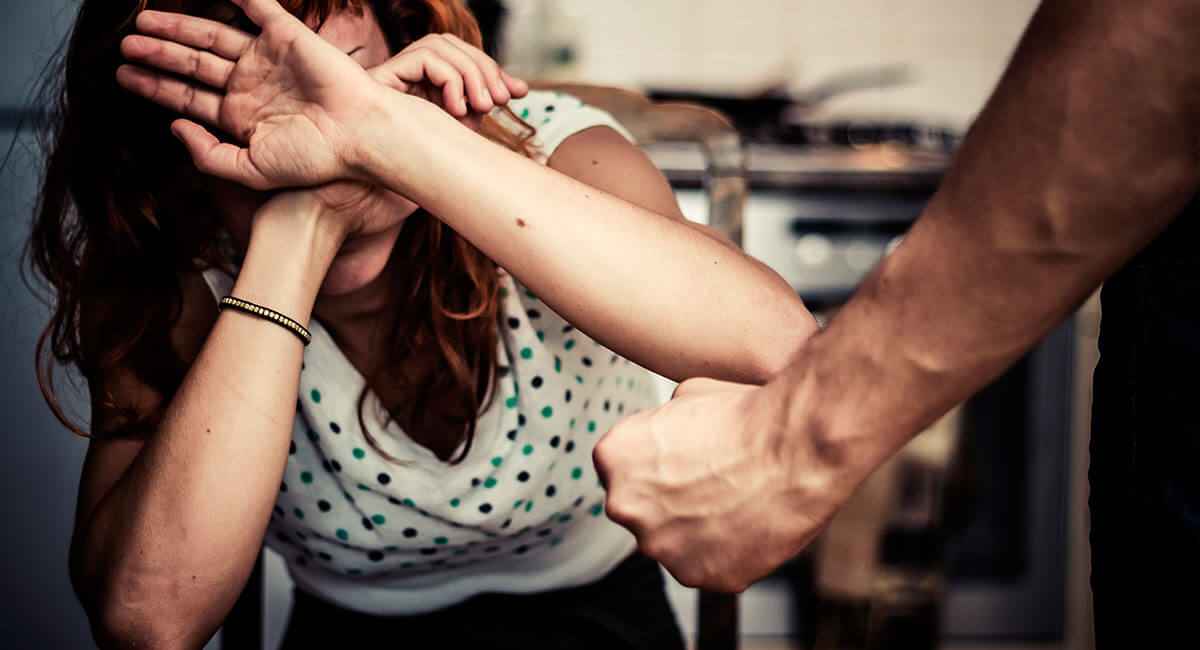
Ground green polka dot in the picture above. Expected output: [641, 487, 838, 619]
[293, 508, 304, 519]
[541, 406, 554, 418]
[587, 421, 597, 433]
[491, 456, 503, 468]
[500, 287, 510, 298]
[551, 538, 563, 547]
[434, 536, 449, 545]
[525, 500, 534, 512]
[505, 396, 518, 409]
[576, 375, 584, 385]
[514, 499, 524, 508]
[371, 514, 386, 525]
[571, 467, 584, 480]
[520, 347, 533, 360]
[564, 340, 576, 350]
[352, 448, 366, 460]
[358, 483, 370, 491]
[300, 471, 313, 484]
[310, 389, 321, 403]
[570, 418, 577, 430]
[522, 444, 534, 455]
[402, 498, 416, 507]
[525, 288, 538, 299]
[558, 514, 572, 523]
[554, 357, 562, 373]
[484, 477, 498, 489]
[336, 528, 349, 540]
[537, 330, 545, 342]
[520, 107, 530, 119]
[450, 498, 461, 508]
[590, 504, 604, 517]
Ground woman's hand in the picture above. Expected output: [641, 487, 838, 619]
[117, 0, 524, 190]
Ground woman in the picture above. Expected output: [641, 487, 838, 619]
[32, 0, 818, 647]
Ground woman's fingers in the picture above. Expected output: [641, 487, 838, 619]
[116, 65, 222, 125]
[441, 34, 510, 105]
[371, 49, 468, 116]
[501, 69, 530, 99]
[171, 119, 273, 190]
[230, 0, 290, 27]
[671, 377, 757, 400]
[412, 38, 495, 112]
[121, 35, 236, 89]
[135, 10, 254, 61]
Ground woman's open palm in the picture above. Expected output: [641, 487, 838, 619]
[117, 0, 382, 190]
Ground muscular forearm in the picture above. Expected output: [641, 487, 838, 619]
[356, 101, 816, 383]
[77, 203, 340, 647]
[776, 0, 1200, 478]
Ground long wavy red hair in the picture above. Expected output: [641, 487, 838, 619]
[28, 0, 534, 464]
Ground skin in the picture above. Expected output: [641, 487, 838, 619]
[75, 1, 817, 646]
[592, 0, 1200, 592]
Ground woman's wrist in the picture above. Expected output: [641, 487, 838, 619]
[344, 89, 463, 197]
[239, 195, 344, 324]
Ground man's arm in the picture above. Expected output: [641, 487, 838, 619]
[595, 0, 1200, 591]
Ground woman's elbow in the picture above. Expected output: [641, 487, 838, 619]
[742, 294, 820, 383]
[74, 564, 199, 649]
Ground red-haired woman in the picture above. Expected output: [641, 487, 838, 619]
[31, 0, 817, 646]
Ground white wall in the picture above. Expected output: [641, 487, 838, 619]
[506, 0, 1042, 129]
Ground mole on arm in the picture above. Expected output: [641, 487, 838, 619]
[516, 218, 527, 228]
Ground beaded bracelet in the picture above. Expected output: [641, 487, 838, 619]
[219, 296, 312, 346]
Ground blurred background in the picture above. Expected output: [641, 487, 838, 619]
[1, 1, 1098, 648]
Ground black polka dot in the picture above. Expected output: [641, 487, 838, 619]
[538, 529, 553, 537]
[550, 436, 561, 448]
[527, 309, 541, 320]
[545, 104, 556, 112]
[321, 460, 332, 472]
[565, 441, 576, 453]
[388, 497, 403, 506]
[280, 482, 288, 493]
[583, 400, 591, 410]
[289, 441, 296, 455]
[507, 317, 520, 329]
[377, 473, 391, 485]
[507, 429, 518, 441]
[564, 390, 572, 403]
[318, 552, 332, 562]
[603, 400, 611, 412]
[276, 532, 290, 544]
[517, 471, 530, 482]
[618, 403, 625, 415]
[499, 366, 510, 378]
[368, 550, 384, 562]
[573, 496, 585, 508]
[330, 422, 341, 434]
[514, 545, 531, 554]
[420, 548, 438, 556]
[307, 428, 318, 441]
[331, 459, 342, 472]
[274, 506, 285, 516]
[582, 357, 593, 367]
[611, 355, 619, 364]
[471, 478, 482, 487]
[545, 485, 557, 497]
[532, 376, 544, 389]
[318, 499, 332, 512]
[362, 517, 375, 531]
[518, 414, 527, 427]
[562, 325, 575, 334]
[403, 528, 418, 538]
[479, 503, 493, 514]
[501, 518, 512, 529]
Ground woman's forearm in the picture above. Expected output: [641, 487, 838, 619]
[356, 99, 816, 384]
[77, 202, 340, 647]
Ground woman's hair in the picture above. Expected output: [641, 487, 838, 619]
[28, 0, 535, 463]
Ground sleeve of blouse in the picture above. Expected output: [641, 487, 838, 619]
[505, 90, 636, 163]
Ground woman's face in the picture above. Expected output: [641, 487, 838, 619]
[212, 4, 419, 298]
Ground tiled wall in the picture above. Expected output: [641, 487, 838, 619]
[505, 0, 1041, 128]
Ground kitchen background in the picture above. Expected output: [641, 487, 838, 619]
[0, 1, 1095, 649]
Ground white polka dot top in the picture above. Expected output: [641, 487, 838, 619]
[201, 92, 659, 615]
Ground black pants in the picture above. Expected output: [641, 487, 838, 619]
[279, 552, 687, 650]
[1090, 200, 1200, 648]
